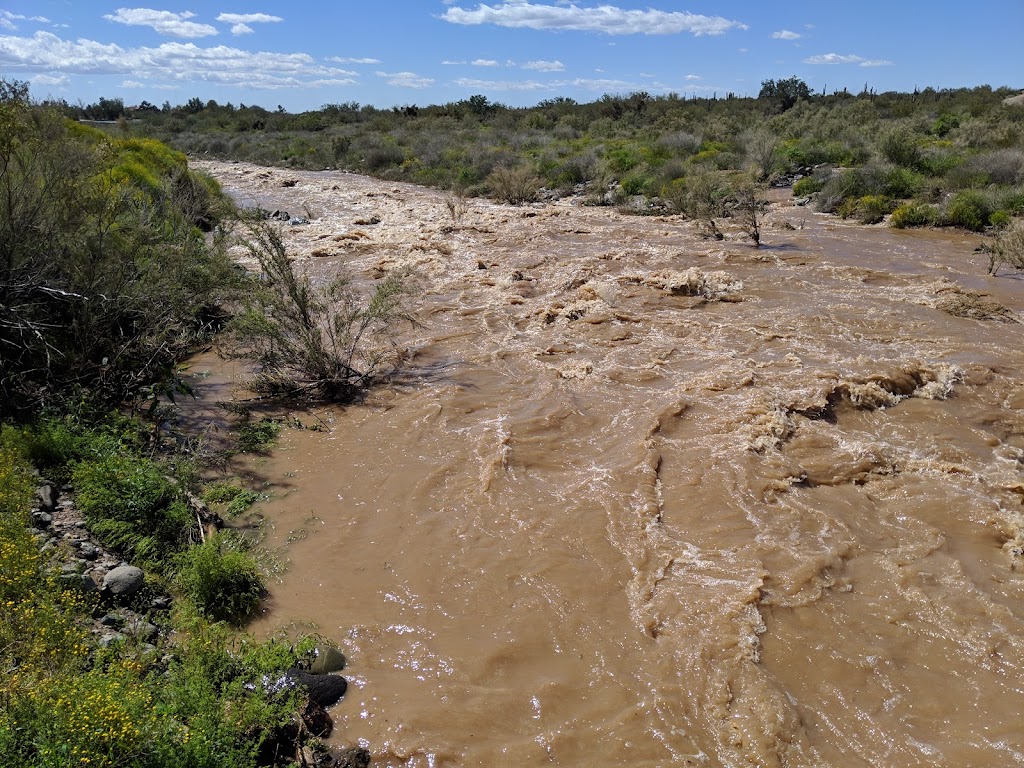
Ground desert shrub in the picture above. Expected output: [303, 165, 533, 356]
[816, 166, 886, 213]
[793, 175, 826, 197]
[228, 222, 415, 400]
[890, 202, 938, 228]
[995, 187, 1024, 214]
[990, 210, 1012, 229]
[486, 165, 539, 205]
[879, 127, 923, 168]
[620, 173, 650, 196]
[175, 534, 264, 623]
[839, 195, 895, 224]
[884, 166, 925, 198]
[944, 189, 992, 231]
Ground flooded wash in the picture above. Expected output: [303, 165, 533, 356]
[194, 162, 1024, 767]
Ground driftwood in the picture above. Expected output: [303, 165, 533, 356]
[183, 490, 224, 542]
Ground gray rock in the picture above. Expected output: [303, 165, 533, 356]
[151, 596, 173, 611]
[289, 216, 310, 226]
[79, 542, 100, 560]
[36, 484, 57, 511]
[99, 613, 122, 627]
[31, 510, 53, 527]
[309, 646, 347, 675]
[126, 618, 158, 641]
[103, 565, 145, 597]
[99, 633, 125, 648]
[59, 573, 97, 592]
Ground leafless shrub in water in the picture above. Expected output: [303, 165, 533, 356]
[443, 189, 469, 226]
[226, 220, 415, 400]
[486, 165, 539, 205]
[987, 217, 1024, 275]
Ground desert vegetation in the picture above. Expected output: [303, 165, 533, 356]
[49, 80, 1023, 246]
[0, 82, 369, 766]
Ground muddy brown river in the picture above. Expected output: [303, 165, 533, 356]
[190, 161, 1024, 767]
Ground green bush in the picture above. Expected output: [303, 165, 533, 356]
[73, 453, 191, 566]
[840, 195, 895, 224]
[890, 202, 937, 228]
[944, 189, 991, 231]
[792, 175, 825, 197]
[175, 534, 265, 623]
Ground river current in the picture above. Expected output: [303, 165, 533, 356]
[191, 162, 1024, 767]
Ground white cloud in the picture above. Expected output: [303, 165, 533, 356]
[860, 59, 893, 67]
[472, 58, 499, 66]
[216, 13, 283, 24]
[0, 31, 358, 89]
[455, 75, 639, 92]
[684, 74, 701, 80]
[441, 59, 466, 65]
[1, 10, 49, 30]
[772, 29, 800, 40]
[442, 3, 747, 36]
[804, 52, 864, 64]
[231, 23, 253, 35]
[104, 8, 218, 39]
[521, 59, 564, 71]
[328, 56, 381, 64]
[376, 70, 434, 88]
[121, 79, 146, 87]
[31, 73, 68, 86]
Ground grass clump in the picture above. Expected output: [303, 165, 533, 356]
[235, 417, 281, 453]
[175, 534, 264, 624]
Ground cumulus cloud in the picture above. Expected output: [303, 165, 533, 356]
[231, 23, 253, 35]
[104, 8, 218, 38]
[442, 3, 746, 36]
[472, 58, 499, 66]
[772, 29, 800, 40]
[521, 59, 564, 71]
[804, 52, 893, 67]
[0, 31, 358, 89]
[216, 13, 283, 24]
[684, 73, 701, 80]
[376, 70, 434, 88]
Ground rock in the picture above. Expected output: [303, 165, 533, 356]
[301, 700, 333, 737]
[103, 565, 145, 597]
[99, 633, 125, 648]
[126, 618, 158, 641]
[335, 746, 371, 768]
[270, 209, 290, 221]
[309, 646, 347, 675]
[36, 484, 57, 511]
[31, 510, 53, 527]
[79, 542, 100, 560]
[289, 216, 310, 226]
[285, 669, 348, 707]
[99, 612, 122, 627]
[151, 595, 173, 611]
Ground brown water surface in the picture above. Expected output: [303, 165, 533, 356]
[189, 162, 1024, 767]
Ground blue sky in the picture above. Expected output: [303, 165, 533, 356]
[2, 2, 1021, 111]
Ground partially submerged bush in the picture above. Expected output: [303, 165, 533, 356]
[228, 222, 415, 401]
[486, 165, 540, 205]
[944, 189, 992, 231]
[890, 202, 938, 228]
[987, 217, 1024, 274]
